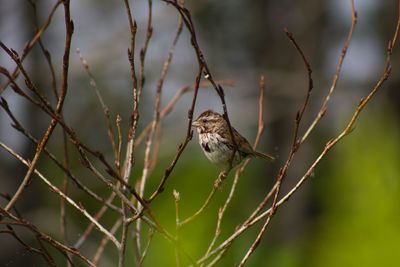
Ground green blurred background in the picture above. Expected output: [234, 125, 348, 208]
[1, 0, 399, 266]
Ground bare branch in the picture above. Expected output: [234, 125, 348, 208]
[92, 219, 122, 265]
[301, 0, 357, 144]
[0, 98, 121, 213]
[135, 80, 234, 146]
[76, 48, 119, 168]
[2, 0, 74, 212]
[202, 75, 268, 264]
[136, 2, 182, 258]
[197, 1, 400, 262]
[0, 225, 57, 267]
[0, 0, 63, 93]
[147, 65, 202, 201]
[179, 171, 226, 226]
[0, 209, 95, 267]
[0, 141, 122, 249]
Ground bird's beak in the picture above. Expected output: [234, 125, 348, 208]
[192, 120, 200, 128]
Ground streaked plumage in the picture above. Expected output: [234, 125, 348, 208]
[192, 110, 274, 168]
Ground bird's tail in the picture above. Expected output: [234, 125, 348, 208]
[253, 150, 275, 162]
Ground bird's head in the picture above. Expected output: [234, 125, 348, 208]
[192, 109, 225, 134]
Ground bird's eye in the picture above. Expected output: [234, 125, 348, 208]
[202, 118, 207, 123]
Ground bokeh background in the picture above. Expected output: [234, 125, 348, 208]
[1, 0, 399, 266]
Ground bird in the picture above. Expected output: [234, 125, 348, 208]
[192, 109, 275, 169]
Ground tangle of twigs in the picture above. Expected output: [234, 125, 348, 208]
[0, 0, 398, 266]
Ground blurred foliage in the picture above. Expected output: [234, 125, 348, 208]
[116, 106, 399, 267]
[94, 105, 399, 267]
[308, 105, 400, 267]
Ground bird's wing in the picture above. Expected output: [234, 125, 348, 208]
[232, 128, 255, 156]
[216, 124, 255, 156]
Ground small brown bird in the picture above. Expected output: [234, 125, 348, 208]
[192, 109, 275, 168]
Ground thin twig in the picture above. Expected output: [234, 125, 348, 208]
[121, 0, 139, 185]
[76, 48, 119, 168]
[137, 228, 155, 267]
[235, 25, 315, 234]
[163, 0, 239, 169]
[60, 132, 70, 265]
[0, 209, 95, 267]
[202, 75, 267, 264]
[73, 191, 118, 249]
[203, 31, 314, 261]
[284, 28, 313, 149]
[138, 0, 153, 98]
[1, 72, 125, 190]
[136, 0, 182, 257]
[118, 210, 129, 267]
[237, 170, 282, 267]
[205, 250, 227, 267]
[135, 80, 234, 146]
[0, 0, 62, 93]
[150, 124, 162, 171]
[0, 43, 54, 112]
[116, 115, 123, 172]
[0, 98, 122, 213]
[121, 1, 141, 265]
[147, 65, 203, 201]
[118, 0, 154, 232]
[3, 0, 74, 212]
[27, 0, 58, 99]
[0, 141, 122, 249]
[301, 0, 357, 144]
[179, 171, 227, 226]
[197, 3, 399, 262]
[92, 218, 122, 265]
[147, 0, 239, 203]
[1, 226, 57, 267]
[173, 190, 181, 267]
